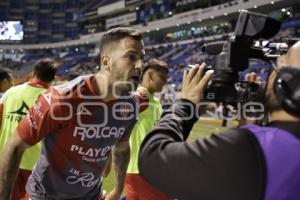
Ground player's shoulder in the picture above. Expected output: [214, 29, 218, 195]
[50, 75, 92, 102]
[5, 82, 26, 93]
[132, 89, 149, 101]
[130, 88, 150, 113]
[53, 76, 86, 95]
[0, 83, 26, 100]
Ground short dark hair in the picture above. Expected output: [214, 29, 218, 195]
[0, 69, 12, 83]
[34, 58, 57, 83]
[141, 58, 169, 79]
[100, 27, 143, 55]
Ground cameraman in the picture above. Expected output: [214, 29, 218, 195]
[138, 41, 300, 200]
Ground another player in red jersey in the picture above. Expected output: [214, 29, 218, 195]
[0, 27, 145, 200]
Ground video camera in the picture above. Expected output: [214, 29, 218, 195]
[202, 11, 282, 105]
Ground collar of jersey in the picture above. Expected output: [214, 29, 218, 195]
[28, 79, 49, 89]
[85, 75, 119, 105]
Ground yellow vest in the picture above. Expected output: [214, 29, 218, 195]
[0, 83, 46, 170]
[127, 87, 162, 174]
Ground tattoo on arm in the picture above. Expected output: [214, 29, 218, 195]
[112, 141, 130, 195]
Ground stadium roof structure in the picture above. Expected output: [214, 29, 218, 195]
[1, 0, 299, 50]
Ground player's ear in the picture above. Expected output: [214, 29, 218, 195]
[101, 55, 111, 72]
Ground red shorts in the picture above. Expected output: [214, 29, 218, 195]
[125, 174, 173, 200]
[11, 169, 31, 200]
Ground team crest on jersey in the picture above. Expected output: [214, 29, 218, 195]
[120, 104, 131, 117]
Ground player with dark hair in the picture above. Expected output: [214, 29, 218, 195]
[32, 59, 57, 83]
[125, 58, 171, 200]
[0, 27, 145, 200]
[0, 58, 57, 200]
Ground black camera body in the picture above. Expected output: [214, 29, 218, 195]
[202, 11, 282, 105]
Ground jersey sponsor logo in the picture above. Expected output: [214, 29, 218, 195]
[82, 155, 108, 163]
[32, 102, 44, 119]
[73, 126, 125, 141]
[25, 114, 38, 130]
[66, 172, 101, 187]
[4, 101, 29, 123]
[70, 145, 112, 158]
[9, 101, 29, 115]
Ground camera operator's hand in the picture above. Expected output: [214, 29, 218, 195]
[181, 63, 213, 105]
[239, 72, 265, 126]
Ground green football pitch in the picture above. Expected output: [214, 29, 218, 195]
[102, 118, 235, 193]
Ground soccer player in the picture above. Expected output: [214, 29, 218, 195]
[0, 58, 57, 200]
[125, 58, 171, 200]
[0, 27, 145, 200]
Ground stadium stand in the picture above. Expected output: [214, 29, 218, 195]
[1, 0, 300, 199]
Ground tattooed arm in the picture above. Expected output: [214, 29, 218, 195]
[0, 132, 29, 200]
[105, 140, 130, 200]
[102, 153, 112, 177]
